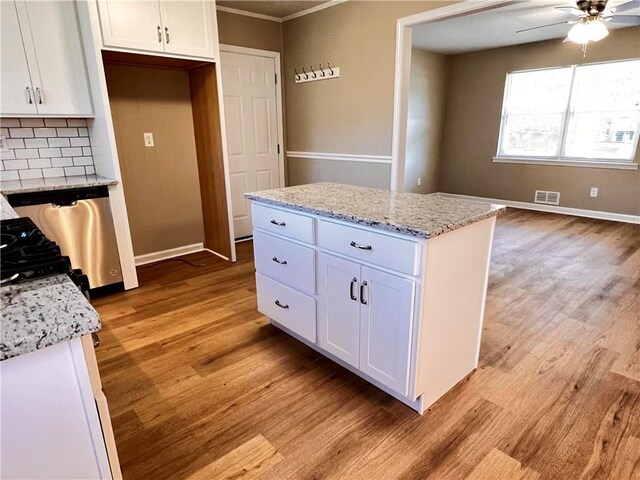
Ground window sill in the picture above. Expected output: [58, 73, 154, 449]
[492, 157, 639, 171]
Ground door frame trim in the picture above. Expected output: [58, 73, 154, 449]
[219, 44, 286, 189]
[390, 0, 515, 192]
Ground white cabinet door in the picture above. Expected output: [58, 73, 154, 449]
[160, 1, 217, 59]
[97, 0, 164, 53]
[359, 266, 415, 395]
[317, 253, 361, 367]
[0, 1, 37, 116]
[223, 52, 281, 238]
[16, 1, 93, 116]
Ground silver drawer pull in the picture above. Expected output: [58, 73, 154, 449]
[157, 25, 162, 43]
[350, 277, 358, 301]
[360, 281, 368, 305]
[350, 241, 372, 250]
[25, 87, 33, 104]
[270, 219, 286, 226]
[272, 256, 288, 265]
[275, 299, 289, 309]
[35, 87, 43, 104]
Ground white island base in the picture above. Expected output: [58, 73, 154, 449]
[250, 195, 499, 414]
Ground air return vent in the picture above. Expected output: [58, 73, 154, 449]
[534, 190, 560, 205]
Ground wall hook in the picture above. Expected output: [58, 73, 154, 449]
[327, 62, 334, 75]
[294, 68, 300, 81]
[310, 65, 317, 79]
[319, 64, 326, 77]
[302, 66, 308, 79]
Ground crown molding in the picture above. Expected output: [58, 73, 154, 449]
[215, 5, 282, 23]
[282, 0, 349, 22]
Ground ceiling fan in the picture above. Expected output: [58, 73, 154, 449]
[517, 0, 640, 44]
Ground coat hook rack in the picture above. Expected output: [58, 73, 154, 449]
[295, 62, 340, 84]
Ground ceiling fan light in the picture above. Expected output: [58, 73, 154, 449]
[566, 19, 609, 44]
[567, 22, 589, 43]
[585, 19, 609, 41]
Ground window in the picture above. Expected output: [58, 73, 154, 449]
[496, 59, 640, 164]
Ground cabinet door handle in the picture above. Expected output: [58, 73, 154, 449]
[272, 256, 287, 265]
[350, 277, 358, 301]
[35, 87, 43, 104]
[165, 26, 170, 44]
[25, 87, 33, 104]
[270, 219, 286, 227]
[360, 281, 368, 305]
[350, 241, 372, 251]
[157, 25, 162, 43]
[274, 299, 289, 309]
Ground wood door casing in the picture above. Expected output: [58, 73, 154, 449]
[221, 51, 280, 239]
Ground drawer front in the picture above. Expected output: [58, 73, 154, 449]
[256, 273, 316, 343]
[254, 231, 315, 295]
[318, 220, 420, 275]
[252, 203, 315, 244]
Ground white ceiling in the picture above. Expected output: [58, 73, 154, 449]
[216, 1, 331, 19]
[411, 0, 640, 54]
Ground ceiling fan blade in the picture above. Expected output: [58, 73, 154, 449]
[609, 0, 640, 14]
[555, 6, 586, 16]
[516, 20, 572, 33]
[608, 13, 640, 23]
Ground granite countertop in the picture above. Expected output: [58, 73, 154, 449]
[0, 174, 117, 195]
[0, 194, 101, 361]
[246, 183, 506, 239]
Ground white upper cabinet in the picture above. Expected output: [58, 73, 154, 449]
[0, 1, 36, 116]
[97, 1, 164, 53]
[159, 1, 217, 58]
[97, 0, 218, 60]
[0, 1, 93, 117]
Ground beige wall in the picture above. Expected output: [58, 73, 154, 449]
[283, 1, 453, 188]
[440, 27, 640, 215]
[405, 49, 448, 194]
[105, 65, 205, 256]
[216, 10, 283, 53]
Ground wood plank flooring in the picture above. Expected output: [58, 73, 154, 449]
[92, 209, 640, 480]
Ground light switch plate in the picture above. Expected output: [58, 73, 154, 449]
[143, 132, 154, 147]
[590, 187, 598, 198]
[0, 135, 8, 152]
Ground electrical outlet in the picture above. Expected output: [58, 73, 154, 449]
[417, 177, 422, 186]
[590, 187, 598, 198]
[0, 135, 8, 152]
[143, 132, 155, 147]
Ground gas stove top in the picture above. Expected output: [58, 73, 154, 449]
[0, 217, 88, 290]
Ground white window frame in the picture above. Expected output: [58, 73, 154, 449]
[494, 59, 640, 171]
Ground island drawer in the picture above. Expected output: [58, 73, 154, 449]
[252, 203, 315, 244]
[254, 231, 315, 295]
[318, 220, 420, 276]
[256, 273, 316, 343]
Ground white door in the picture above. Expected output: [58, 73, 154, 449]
[318, 253, 361, 368]
[221, 51, 281, 239]
[0, 1, 37, 116]
[359, 266, 416, 395]
[97, 0, 164, 53]
[16, 1, 93, 116]
[159, 1, 217, 59]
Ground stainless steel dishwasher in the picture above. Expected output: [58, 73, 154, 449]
[9, 186, 123, 291]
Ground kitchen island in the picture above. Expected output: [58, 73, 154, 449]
[246, 183, 505, 413]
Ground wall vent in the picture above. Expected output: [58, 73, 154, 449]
[534, 190, 560, 205]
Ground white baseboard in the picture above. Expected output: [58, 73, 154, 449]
[440, 193, 640, 225]
[135, 243, 205, 266]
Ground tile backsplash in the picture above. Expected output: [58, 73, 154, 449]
[0, 118, 96, 181]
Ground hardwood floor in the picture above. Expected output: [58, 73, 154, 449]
[92, 209, 640, 480]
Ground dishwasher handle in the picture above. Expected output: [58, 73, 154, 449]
[51, 200, 79, 208]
